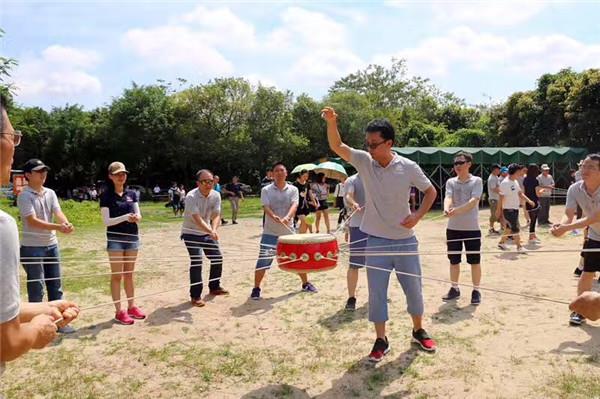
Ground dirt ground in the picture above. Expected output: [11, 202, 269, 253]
[2, 205, 600, 398]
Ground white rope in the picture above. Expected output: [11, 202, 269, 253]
[343, 259, 570, 305]
[53, 257, 299, 324]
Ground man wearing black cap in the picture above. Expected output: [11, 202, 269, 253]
[17, 159, 76, 333]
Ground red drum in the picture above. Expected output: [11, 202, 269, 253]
[276, 233, 339, 273]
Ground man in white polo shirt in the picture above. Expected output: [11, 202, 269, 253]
[181, 169, 229, 307]
[442, 152, 483, 305]
[250, 162, 317, 299]
[537, 164, 555, 225]
[551, 154, 600, 326]
[323, 106, 438, 362]
[496, 164, 535, 253]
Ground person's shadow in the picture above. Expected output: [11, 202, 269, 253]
[230, 292, 300, 317]
[56, 319, 117, 343]
[430, 301, 476, 325]
[317, 303, 368, 332]
[241, 347, 422, 398]
[146, 302, 194, 326]
[552, 323, 600, 365]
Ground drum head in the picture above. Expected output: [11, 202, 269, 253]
[277, 233, 335, 244]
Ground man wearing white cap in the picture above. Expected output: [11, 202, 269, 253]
[537, 164, 554, 225]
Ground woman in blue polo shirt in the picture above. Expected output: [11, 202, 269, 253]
[100, 162, 145, 325]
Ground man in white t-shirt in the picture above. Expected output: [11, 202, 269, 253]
[496, 163, 535, 253]
[0, 95, 79, 375]
[537, 164, 555, 225]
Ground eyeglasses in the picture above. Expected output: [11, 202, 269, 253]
[1, 130, 22, 147]
[364, 140, 387, 150]
[199, 179, 214, 185]
[453, 160, 467, 166]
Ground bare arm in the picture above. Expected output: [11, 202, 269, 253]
[191, 214, 214, 235]
[443, 196, 453, 214]
[416, 186, 437, 219]
[450, 197, 480, 217]
[0, 310, 61, 362]
[550, 208, 577, 237]
[24, 215, 63, 231]
[322, 107, 352, 162]
[519, 192, 535, 206]
[345, 191, 359, 210]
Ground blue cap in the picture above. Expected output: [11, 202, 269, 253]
[500, 167, 508, 173]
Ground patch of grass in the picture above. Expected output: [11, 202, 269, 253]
[4, 347, 110, 399]
[143, 341, 263, 392]
[549, 372, 600, 398]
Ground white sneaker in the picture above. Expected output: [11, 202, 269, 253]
[498, 243, 508, 250]
[529, 239, 541, 245]
[517, 246, 528, 254]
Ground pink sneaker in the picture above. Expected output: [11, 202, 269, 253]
[127, 306, 146, 320]
[115, 309, 134, 325]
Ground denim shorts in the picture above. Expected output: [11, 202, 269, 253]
[107, 235, 140, 252]
[256, 234, 278, 270]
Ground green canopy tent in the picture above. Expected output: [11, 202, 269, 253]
[391, 147, 587, 192]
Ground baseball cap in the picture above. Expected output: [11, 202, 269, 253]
[541, 164, 550, 170]
[23, 159, 50, 173]
[108, 161, 129, 175]
[500, 167, 508, 173]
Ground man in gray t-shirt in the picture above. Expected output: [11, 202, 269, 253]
[323, 106, 438, 360]
[251, 162, 315, 300]
[442, 152, 483, 305]
[537, 165, 555, 224]
[551, 154, 600, 326]
[0, 98, 79, 374]
[18, 160, 74, 321]
[181, 169, 228, 307]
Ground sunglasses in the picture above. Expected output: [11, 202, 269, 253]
[364, 140, 388, 150]
[453, 160, 467, 166]
[199, 179, 214, 185]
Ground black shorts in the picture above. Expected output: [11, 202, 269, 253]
[503, 209, 520, 233]
[582, 238, 600, 272]
[296, 206, 311, 217]
[317, 200, 329, 211]
[446, 229, 481, 265]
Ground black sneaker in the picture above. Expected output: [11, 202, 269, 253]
[368, 337, 390, 363]
[250, 287, 261, 300]
[574, 267, 583, 277]
[442, 287, 460, 301]
[345, 297, 356, 311]
[232, 220, 238, 225]
[222, 219, 229, 225]
[471, 290, 481, 306]
[569, 312, 585, 326]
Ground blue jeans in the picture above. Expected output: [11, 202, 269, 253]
[181, 234, 223, 299]
[20, 245, 63, 302]
[366, 235, 424, 322]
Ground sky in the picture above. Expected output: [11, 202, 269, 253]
[1, 0, 599, 109]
